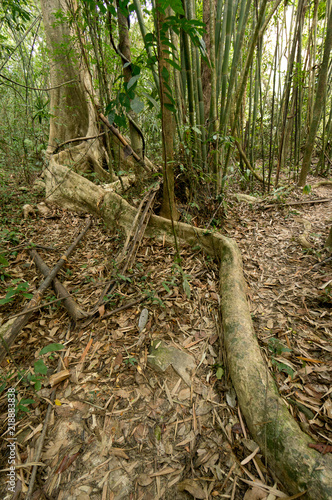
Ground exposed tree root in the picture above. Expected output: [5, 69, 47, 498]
[41, 158, 332, 500]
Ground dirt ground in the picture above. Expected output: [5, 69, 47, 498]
[0, 175, 331, 499]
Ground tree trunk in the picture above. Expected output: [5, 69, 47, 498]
[40, 0, 90, 151]
[201, 0, 212, 122]
[326, 224, 332, 247]
[298, 5, 332, 186]
[116, 0, 143, 160]
[156, 4, 178, 221]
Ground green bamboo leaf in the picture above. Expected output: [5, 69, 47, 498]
[141, 92, 158, 108]
[161, 67, 169, 81]
[164, 103, 176, 112]
[165, 58, 181, 71]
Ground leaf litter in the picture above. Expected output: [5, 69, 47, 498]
[0, 180, 331, 499]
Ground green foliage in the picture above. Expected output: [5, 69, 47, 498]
[212, 362, 224, 380]
[268, 338, 294, 378]
[0, 0, 32, 33]
[0, 254, 11, 281]
[0, 279, 32, 305]
[124, 355, 138, 366]
[0, 228, 22, 245]
[16, 398, 35, 414]
[0, 343, 65, 414]
[39, 343, 65, 356]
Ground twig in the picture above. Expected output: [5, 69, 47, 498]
[89, 184, 158, 318]
[0, 73, 78, 92]
[264, 198, 332, 208]
[5, 297, 66, 320]
[0, 219, 91, 362]
[81, 297, 145, 328]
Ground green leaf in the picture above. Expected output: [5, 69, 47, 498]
[0, 297, 13, 305]
[165, 58, 181, 71]
[168, 0, 185, 15]
[182, 278, 191, 299]
[154, 425, 162, 441]
[34, 359, 48, 375]
[39, 343, 64, 356]
[34, 380, 42, 391]
[0, 255, 9, 266]
[144, 33, 155, 44]
[127, 74, 140, 90]
[18, 398, 35, 412]
[216, 366, 224, 379]
[162, 282, 170, 293]
[161, 67, 169, 81]
[141, 92, 158, 108]
[108, 110, 115, 125]
[164, 103, 176, 113]
[114, 113, 127, 128]
[130, 97, 144, 114]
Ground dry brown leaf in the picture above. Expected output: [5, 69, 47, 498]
[178, 479, 206, 499]
[113, 352, 123, 369]
[109, 448, 129, 459]
[137, 473, 153, 486]
[243, 486, 268, 500]
[98, 304, 105, 317]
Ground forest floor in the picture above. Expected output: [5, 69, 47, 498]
[0, 169, 331, 500]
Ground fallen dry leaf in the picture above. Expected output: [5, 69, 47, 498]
[178, 479, 206, 499]
[243, 486, 268, 500]
[308, 443, 332, 454]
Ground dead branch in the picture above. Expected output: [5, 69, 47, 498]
[0, 219, 91, 363]
[99, 112, 151, 173]
[89, 185, 158, 317]
[117, 183, 159, 272]
[29, 248, 88, 321]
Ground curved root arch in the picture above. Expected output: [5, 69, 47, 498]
[43, 159, 332, 500]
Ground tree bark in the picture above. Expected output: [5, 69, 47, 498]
[156, 3, 178, 221]
[326, 224, 332, 247]
[116, 0, 143, 159]
[298, 5, 332, 186]
[40, 0, 89, 151]
[201, 0, 212, 122]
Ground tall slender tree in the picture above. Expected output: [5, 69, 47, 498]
[298, 3, 332, 186]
